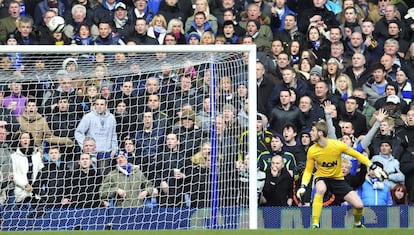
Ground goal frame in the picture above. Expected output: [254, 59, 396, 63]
[0, 44, 258, 230]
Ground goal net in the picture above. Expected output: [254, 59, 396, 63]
[0, 45, 257, 230]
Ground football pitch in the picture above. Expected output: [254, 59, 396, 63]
[3, 229, 414, 235]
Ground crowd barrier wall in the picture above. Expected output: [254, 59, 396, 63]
[1, 205, 413, 230]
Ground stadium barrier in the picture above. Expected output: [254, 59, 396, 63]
[2, 205, 413, 230]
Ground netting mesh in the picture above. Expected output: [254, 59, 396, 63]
[0, 47, 252, 230]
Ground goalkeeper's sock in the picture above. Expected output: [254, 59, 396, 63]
[353, 207, 364, 225]
[312, 194, 323, 226]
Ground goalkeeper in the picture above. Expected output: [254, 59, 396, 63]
[296, 120, 387, 228]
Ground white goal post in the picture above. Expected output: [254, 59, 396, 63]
[0, 45, 258, 230]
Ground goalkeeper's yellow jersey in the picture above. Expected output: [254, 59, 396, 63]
[301, 139, 371, 186]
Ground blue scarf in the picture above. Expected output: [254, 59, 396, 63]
[312, 41, 320, 50]
[120, 164, 132, 177]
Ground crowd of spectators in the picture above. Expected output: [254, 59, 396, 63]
[0, 0, 413, 217]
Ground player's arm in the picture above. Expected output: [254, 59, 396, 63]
[343, 146, 371, 167]
[297, 155, 314, 201]
[301, 157, 315, 187]
[344, 146, 388, 180]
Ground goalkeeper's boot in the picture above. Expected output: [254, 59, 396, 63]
[353, 223, 366, 228]
[311, 224, 320, 229]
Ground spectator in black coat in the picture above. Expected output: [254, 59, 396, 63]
[127, 17, 159, 45]
[340, 96, 368, 137]
[93, 0, 117, 25]
[34, 147, 69, 208]
[257, 60, 276, 118]
[64, 153, 105, 208]
[298, 0, 338, 34]
[260, 155, 293, 206]
[269, 88, 306, 135]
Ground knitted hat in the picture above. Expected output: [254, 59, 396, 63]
[310, 66, 322, 78]
[180, 110, 196, 121]
[247, 19, 260, 31]
[116, 150, 129, 159]
[186, 32, 201, 44]
[326, 57, 344, 70]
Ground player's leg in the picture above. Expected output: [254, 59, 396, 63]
[312, 179, 327, 228]
[343, 190, 365, 228]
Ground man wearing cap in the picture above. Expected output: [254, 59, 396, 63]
[172, 109, 204, 158]
[112, 2, 134, 42]
[99, 150, 155, 207]
[244, 18, 271, 53]
[371, 141, 405, 189]
[221, 20, 240, 44]
[374, 82, 409, 113]
[371, 93, 407, 130]
[309, 66, 322, 86]
[363, 63, 392, 106]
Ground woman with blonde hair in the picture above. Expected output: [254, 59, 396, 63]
[334, 73, 354, 101]
[147, 14, 168, 44]
[200, 31, 215, 44]
[167, 18, 186, 44]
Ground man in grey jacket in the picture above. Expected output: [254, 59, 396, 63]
[75, 98, 118, 175]
[0, 126, 12, 205]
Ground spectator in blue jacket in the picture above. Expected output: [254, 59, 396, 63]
[357, 161, 393, 206]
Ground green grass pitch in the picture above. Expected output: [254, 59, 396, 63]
[3, 229, 414, 235]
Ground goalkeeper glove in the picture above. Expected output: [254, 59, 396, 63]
[296, 184, 306, 202]
[369, 163, 388, 180]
